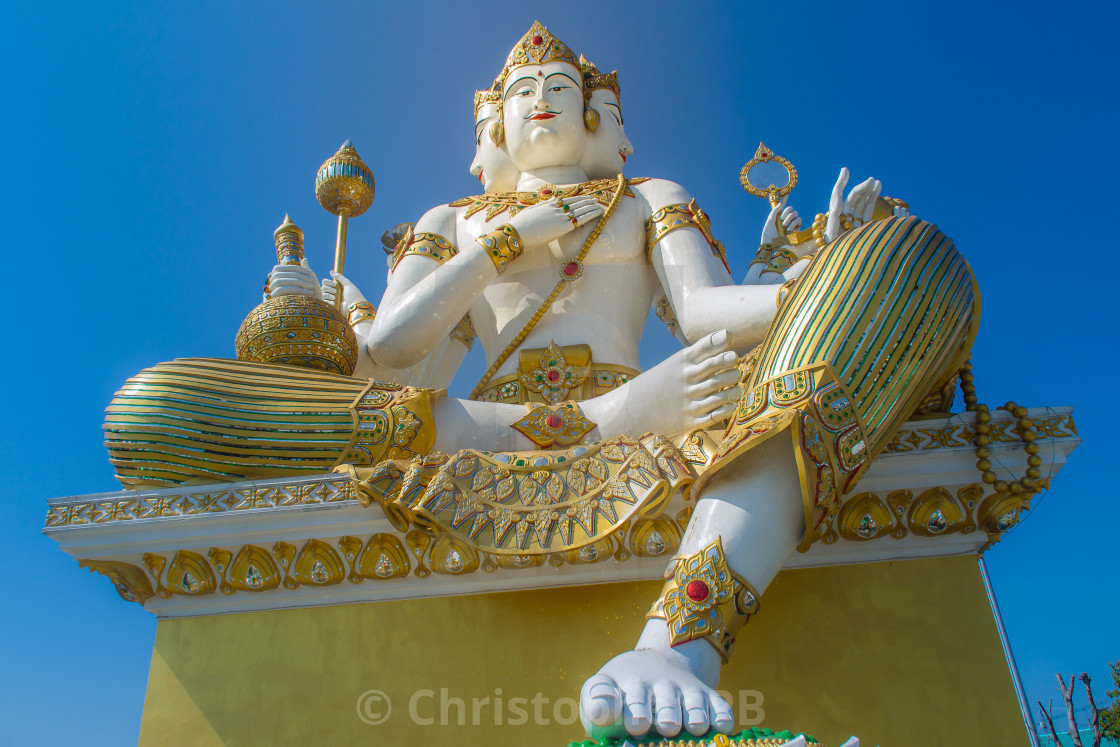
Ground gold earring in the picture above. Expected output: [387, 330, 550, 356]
[489, 119, 504, 145]
[584, 108, 600, 132]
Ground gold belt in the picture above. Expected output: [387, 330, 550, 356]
[473, 341, 639, 405]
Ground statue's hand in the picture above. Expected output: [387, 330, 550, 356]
[824, 167, 881, 243]
[268, 259, 323, 300]
[322, 272, 366, 310]
[506, 195, 603, 248]
[760, 195, 801, 246]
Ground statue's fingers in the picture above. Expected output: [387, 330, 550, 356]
[623, 682, 654, 736]
[681, 687, 711, 737]
[571, 204, 603, 219]
[708, 690, 735, 734]
[652, 681, 683, 737]
[580, 674, 624, 727]
[830, 167, 849, 211]
[686, 350, 738, 384]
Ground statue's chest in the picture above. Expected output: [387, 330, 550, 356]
[552, 198, 646, 265]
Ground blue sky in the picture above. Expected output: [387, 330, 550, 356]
[1, 1, 1116, 743]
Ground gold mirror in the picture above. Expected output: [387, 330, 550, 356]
[739, 142, 798, 207]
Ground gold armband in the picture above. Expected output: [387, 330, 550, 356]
[749, 245, 800, 276]
[645, 199, 729, 272]
[392, 231, 458, 270]
[475, 224, 524, 273]
[645, 537, 761, 663]
[347, 300, 377, 325]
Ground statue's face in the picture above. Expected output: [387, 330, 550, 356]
[503, 61, 585, 171]
[579, 89, 633, 180]
[470, 102, 519, 194]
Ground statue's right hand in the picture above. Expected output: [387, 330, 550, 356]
[267, 258, 323, 300]
[506, 195, 603, 248]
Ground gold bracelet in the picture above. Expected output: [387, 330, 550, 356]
[347, 300, 376, 325]
[645, 536, 761, 663]
[476, 224, 524, 273]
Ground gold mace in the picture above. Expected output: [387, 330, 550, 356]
[315, 140, 375, 306]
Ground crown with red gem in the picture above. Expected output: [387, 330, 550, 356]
[578, 54, 621, 104]
[473, 88, 501, 119]
[497, 21, 580, 91]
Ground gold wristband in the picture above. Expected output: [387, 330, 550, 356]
[645, 536, 761, 663]
[476, 224, 524, 273]
[347, 300, 376, 325]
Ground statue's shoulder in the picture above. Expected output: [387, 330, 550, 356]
[628, 177, 694, 212]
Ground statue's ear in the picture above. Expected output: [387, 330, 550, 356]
[489, 119, 504, 145]
[584, 107, 600, 133]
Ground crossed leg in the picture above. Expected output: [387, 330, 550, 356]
[579, 435, 804, 739]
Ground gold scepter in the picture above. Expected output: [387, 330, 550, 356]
[315, 140, 375, 306]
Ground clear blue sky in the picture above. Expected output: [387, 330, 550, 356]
[1, 1, 1116, 743]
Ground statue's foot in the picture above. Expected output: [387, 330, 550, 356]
[589, 329, 740, 439]
[579, 648, 734, 740]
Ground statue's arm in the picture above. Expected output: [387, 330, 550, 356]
[364, 206, 501, 369]
[637, 179, 781, 352]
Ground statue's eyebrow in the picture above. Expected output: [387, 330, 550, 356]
[544, 71, 580, 87]
[603, 101, 622, 125]
[505, 76, 537, 96]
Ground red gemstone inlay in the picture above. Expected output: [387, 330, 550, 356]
[531, 35, 543, 45]
[540, 188, 552, 195]
[546, 370, 561, 382]
[546, 414, 563, 428]
[563, 262, 579, 277]
[685, 580, 710, 602]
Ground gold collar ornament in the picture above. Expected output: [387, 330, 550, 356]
[449, 177, 647, 222]
[518, 341, 591, 405]
[510, 401, 596, 448]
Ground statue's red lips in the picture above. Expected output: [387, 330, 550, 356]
[620, 151, 628, 163]
[529, 112, 557, 120]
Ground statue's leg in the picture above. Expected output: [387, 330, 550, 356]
[580, 216, 980, 739]
[104, 359, 436, 488]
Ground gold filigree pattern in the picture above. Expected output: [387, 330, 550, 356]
[511, 402, 596, 448]
[448, 178, 648, 222]
[392, 231, 457, 270]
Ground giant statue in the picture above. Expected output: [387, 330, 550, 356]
[103, 22, 977, 740]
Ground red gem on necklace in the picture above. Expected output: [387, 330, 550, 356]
[562, 261, 579, 277]
[540, 188, 552, 195]
[531, 35, 543, 45]
[546, 414, 563, 428]
[546, 370, 561, 382]
[685, 580, 710, 602]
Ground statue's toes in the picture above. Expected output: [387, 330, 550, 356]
[682, 686, 711, 736]
[622, 681, 654, 736]
[652, 680, 683, 736]
[708, 688, 735, 734]
[580, 673, 624, 729]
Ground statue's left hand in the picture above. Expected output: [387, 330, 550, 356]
[268, 259, 323, 300]
[824, 167, 881, 243]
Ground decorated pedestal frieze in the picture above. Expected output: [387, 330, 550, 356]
[47, 407, 1079, 616]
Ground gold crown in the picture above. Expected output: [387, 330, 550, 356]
[497, 21, 580, 90]
[579, 54, 621, 104]
[474, 88, 501, 119]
